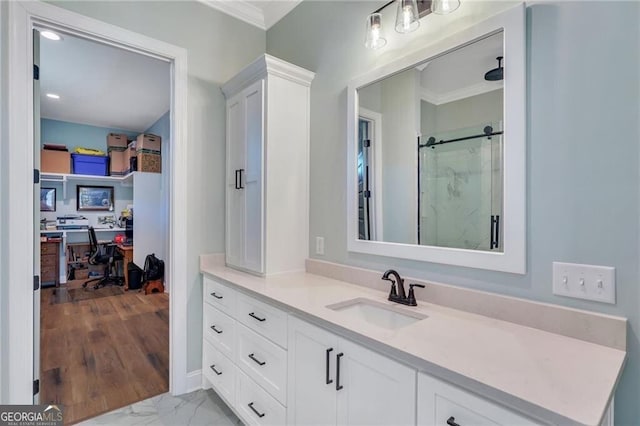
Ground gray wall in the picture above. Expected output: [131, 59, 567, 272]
[0, 0, 7, 401]
[267, 1, 640, 424]
[45, 0, 266, 372]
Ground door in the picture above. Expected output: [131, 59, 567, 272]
[226, 91, 245, 268]
[336, 339, 416, 426]
[32, 28, 41, 403]
[287, 317, 339, 426]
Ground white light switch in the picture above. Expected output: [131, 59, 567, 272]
[552, 262, 615, 304]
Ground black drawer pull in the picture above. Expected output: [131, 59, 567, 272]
[336, 352, 344, 391]
[211, 292, 223, 299]
[209, 365, 222, 376]
[446, 416, 460, 426]
[326, 348, 333, 384]
[248, 402, 265, 418]
[210, 325, 222, 334]
[248, 353, 266, 366]
[249, 312, 266, 322]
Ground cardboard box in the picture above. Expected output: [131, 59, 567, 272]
[138, 152, 161, 173]
[107, 133, 128, 149]
[109, 149, 127, 176]
[136, 133, 161, 153]
[41, 149, 71, 174]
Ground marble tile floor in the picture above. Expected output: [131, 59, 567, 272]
[76, 389, 242, 426]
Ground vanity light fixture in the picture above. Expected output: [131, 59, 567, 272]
[365, 0, 461, 49]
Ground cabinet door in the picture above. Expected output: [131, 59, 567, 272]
[242, 80, 264, 274]
[226, 79, 264, 274]
[288, 316, 339, 426]
[336, 339, 416, 426]
[417, 373, 540, 426]
[226, 91, 246, 269]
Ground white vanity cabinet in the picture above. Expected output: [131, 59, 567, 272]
[417, 373, 539, 426]
[222, 54, 315, 276]
[288, 316, 416, 426]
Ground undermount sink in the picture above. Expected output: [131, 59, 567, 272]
[326, 297, 427, 330]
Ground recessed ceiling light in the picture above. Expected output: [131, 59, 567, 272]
[46, 93, 60, 100]
[40, 31, 62, 41]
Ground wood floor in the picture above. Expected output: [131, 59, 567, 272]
[40, 280, 169, 425]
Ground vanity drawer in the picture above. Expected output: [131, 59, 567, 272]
[203, 303, 236, 359]
[202, 339, 236, 406]
[236, 322, 287, 405]
[236, 291, 288, 348]
[236, 369, 286, 426]
[417, 373, 539, 426]
[203, 275, 236, 316]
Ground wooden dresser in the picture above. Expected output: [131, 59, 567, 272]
[41, 241, 59, 287]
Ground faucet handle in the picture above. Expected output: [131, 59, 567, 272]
[407, 283, 425, 306]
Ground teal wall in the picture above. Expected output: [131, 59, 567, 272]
[267, 1, 640, 423]
[41, 118, 139, 152]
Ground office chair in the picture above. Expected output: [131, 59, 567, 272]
[82, 226, 124, 289]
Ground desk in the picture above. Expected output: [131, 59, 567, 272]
[117, 244, 134, 290]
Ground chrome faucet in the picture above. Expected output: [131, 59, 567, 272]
[381, 269, 425, 306]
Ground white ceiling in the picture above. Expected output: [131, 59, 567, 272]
[421, 32, 504, 105]
[39, 31, 170, 132]
[197, 0, 303, 30]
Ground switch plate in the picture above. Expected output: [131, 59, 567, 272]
[552, 262, 615, 304]
[315, 237, 325, 255]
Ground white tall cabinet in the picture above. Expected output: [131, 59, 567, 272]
[222, 55, 315, 275]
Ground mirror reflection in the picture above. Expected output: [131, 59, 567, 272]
[357, 31, 504, 252]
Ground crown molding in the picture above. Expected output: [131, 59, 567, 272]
[421, 81, 503, 106]
[197, 0, 266, 30]
[222, 54, 315, 98]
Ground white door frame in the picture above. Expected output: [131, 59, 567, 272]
[5, 1, 189, 402]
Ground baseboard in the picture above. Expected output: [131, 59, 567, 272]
[186, 369, 203, 393]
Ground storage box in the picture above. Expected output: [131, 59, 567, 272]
[136, 133, 161, 154]
[41, 149, 71, 174]
[107, 133, 128, 149]
[138, 152, 161, 173]
[71, 153, 109, 176]
[108, 149, 127, 176]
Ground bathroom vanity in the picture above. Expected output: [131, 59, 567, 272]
[200, 256, 625, 426]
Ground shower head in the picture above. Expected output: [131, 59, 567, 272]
[484, 56, 503, 81]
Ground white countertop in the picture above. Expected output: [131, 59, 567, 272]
[201, 263, 626, 426]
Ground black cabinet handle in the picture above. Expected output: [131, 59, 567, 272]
[211, 292, 223, 299]
[446, 416, 460, 426]
[325, 348, 334, 384]
[336, 352, 344, 391]
[248, 353, 266, 366]
[210, 325, 222, 334]
[239, 169, 245, 189]
[209, 365, 222, 376]
[234, 170, 240, 189]
[248, 402, 265, 418]
[249, 312, 266, 322]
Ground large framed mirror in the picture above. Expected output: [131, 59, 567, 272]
[347, 5, 525, 273]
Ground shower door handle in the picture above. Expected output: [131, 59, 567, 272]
[490, 215, 500, 249]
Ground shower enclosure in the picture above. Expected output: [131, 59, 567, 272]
[418, 122, 503, 251]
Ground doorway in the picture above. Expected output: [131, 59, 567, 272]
[35, 27, 171, 422]
[5, 0, 189, 409]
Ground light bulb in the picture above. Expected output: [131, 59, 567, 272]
[365, 13, 387, 49]
[395, 0, 420, 34]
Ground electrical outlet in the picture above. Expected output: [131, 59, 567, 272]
[315, 237, 325, 255]
[552, 262, 615, 304]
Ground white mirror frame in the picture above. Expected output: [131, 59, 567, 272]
[347, 4, 526, 274]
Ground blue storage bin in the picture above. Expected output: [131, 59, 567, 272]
[71, 154, 109, 176]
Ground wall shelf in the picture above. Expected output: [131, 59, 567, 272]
[40, 172, 134, 198]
